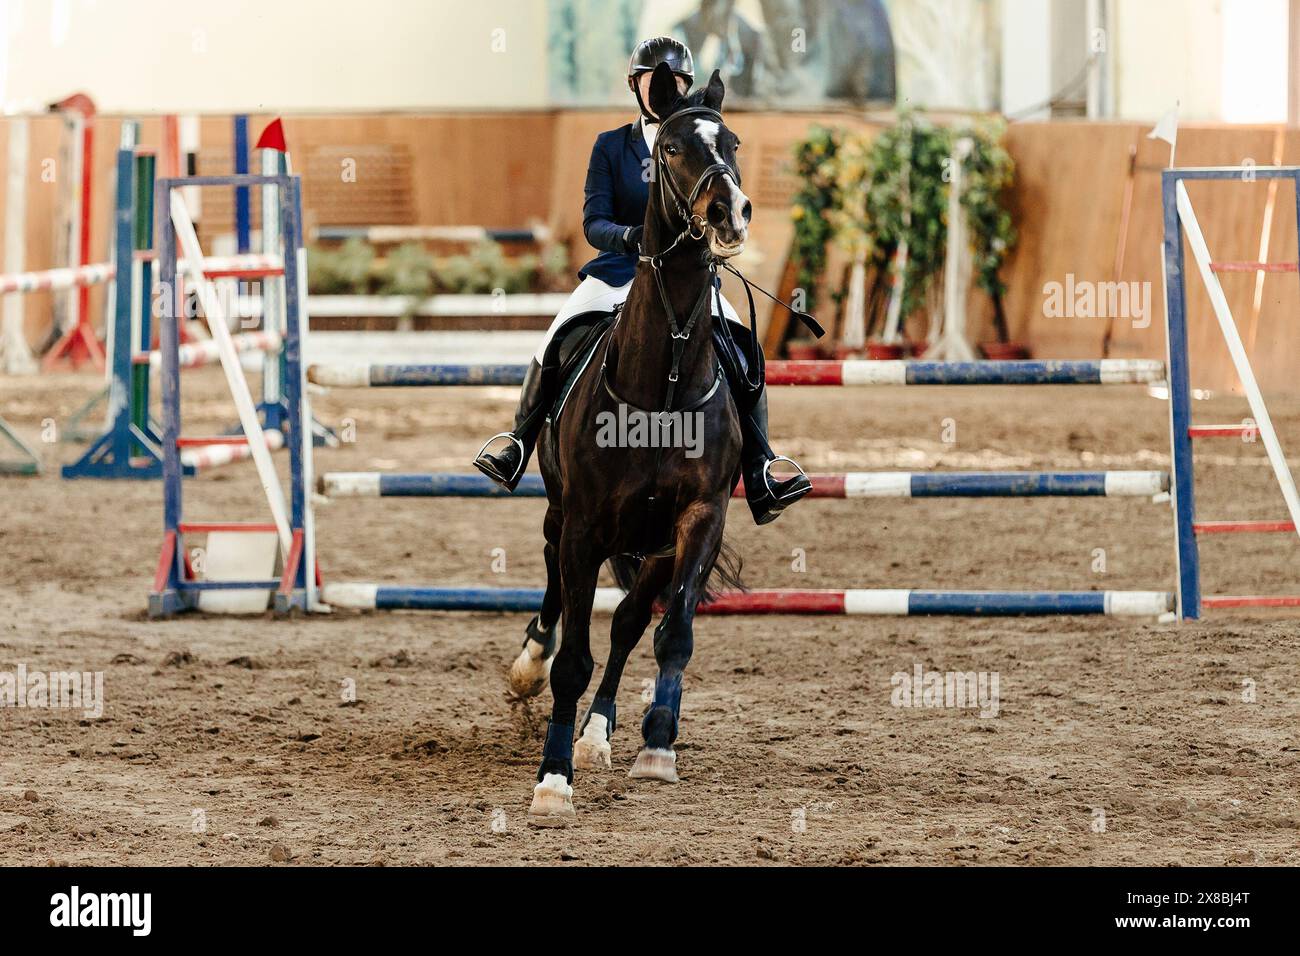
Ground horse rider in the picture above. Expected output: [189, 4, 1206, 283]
[473, 36, 813, 525]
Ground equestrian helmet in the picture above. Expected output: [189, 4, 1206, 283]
[627, 36, 694, 86]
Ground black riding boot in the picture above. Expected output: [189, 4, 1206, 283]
[473, 359, 551, 492]
[739, 387, 813, 525]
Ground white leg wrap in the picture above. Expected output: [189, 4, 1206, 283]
[528, 772, 575, 826]
[629, 747, 678, 783]
[508, 630, 556, 699]
[573, 713, 612, 770]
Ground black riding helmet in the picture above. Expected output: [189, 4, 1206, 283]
[628, 36, 694, 121]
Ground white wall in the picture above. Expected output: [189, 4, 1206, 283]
[1002, 0, 1053, 119]
[0, 0, 549, 113]
[998, 0, 1288, 123]
[1113, 0, 1224, 121]
[1219, 0, 1287, 122]
[3, 0, 1288, 121]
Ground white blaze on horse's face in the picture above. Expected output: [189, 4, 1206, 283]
[693, 118, 749, 258]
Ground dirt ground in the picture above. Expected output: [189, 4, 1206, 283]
[2, 367, 1299, 866]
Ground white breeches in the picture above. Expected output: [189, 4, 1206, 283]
[534, 275, 743, 363]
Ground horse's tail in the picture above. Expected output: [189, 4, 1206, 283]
[605, 537, 746, 607]
[606, 554, 644, 596]
[700, 537, 746, 603]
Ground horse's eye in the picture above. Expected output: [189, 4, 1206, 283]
[734, 140, 742, 151]
[664, 144, 678, 156]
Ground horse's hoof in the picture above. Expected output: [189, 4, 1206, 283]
[528, 773, 575, 826]
[573, 714, 612, 770]
[629, 747, 678, 783]
[508, 639, 553, 698]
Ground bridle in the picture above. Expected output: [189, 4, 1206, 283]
[607, 102, 822, 418]
[602, 105, 738, 414]
[642, 105, 741, 264]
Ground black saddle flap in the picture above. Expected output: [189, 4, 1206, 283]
[548, 313, 616, 424]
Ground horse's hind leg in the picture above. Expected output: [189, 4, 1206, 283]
[574, 554, 673, 770]
[631, 501, 725, 784]
[508, 505, 563, 698]
[529, 526, 601, 826]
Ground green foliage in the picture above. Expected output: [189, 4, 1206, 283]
[838, 112, 955, 322]
[960, 117, 1017, 301]
[306, 238, 569, 297]
[789, 112, 1017, 334]
[788, 126, 842, 312]
[306, 237, 375, 294]
[377, 241, 435, 297]
[437, 241, 530, 294]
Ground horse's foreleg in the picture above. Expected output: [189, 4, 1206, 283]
[630, 500, 726, 784]
[574, 554, 674, 770]
[508, 506, 563, 698]
[529, 526, 601, 826]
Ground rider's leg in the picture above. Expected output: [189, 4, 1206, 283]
[714, 295, 813, 525]
[738, 387, 811, 525]
[474, 277, 629, 491]
[472, 357, 552, 491]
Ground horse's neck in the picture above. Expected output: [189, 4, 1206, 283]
[612, 237, 715, 411]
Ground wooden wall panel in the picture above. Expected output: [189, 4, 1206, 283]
[1251, 129, 1300, 392]
[196, 114, 558, 234]
[997, 122, 1145, 358]
[997, 122, 1300, 395]
[0, 115, 95, 346]
[1160, 127, 1289, 394]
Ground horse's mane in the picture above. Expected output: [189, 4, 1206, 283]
[662, 85, 718, 120]
[681, 86, 712, 109]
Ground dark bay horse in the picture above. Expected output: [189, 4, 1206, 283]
[508, 65, 751, 824]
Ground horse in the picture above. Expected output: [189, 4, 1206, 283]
[506, 64, 753, 825]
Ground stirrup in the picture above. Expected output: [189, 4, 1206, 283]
[474, 431, 526, 483]
[762, 455, 809, 501]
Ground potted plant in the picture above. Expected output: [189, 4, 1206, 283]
[819, 112, 1019, 360]
[834, 115, 954, 358]
[959, 118, 1023, 358]
[787, 127, 841, 358]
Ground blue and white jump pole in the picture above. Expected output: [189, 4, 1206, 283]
[318, 470, 1170, 499]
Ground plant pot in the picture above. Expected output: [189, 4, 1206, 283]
[979, 341, 1030, 360]
[908, 340, 929, 358]
[786, 342, 821, 361]
[865, 340, 906, 360]
[835, 344, 865, 359]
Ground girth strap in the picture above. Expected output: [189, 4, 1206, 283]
[602, 361, 723, 415]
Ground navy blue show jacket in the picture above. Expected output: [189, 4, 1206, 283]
[578, 120, 651, 286]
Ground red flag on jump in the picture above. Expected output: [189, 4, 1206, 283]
[255, 118, 286, 152]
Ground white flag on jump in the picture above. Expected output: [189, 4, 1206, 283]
[1148, 104, 1179, 166]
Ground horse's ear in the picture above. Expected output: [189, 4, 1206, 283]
[702, 69, 725, 112]
[648, 62, 680, 119]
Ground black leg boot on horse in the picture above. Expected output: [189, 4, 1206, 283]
[472, 358, 553, 491]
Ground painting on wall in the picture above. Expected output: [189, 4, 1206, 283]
[543, 0, 998, 111]
[547, 0, 898, 108]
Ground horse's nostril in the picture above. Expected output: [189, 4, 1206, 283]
[708, 200, 729, 227]
[741, 200, 753, 223]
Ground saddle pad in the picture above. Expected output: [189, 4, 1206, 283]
[548, 317, 614, 427]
